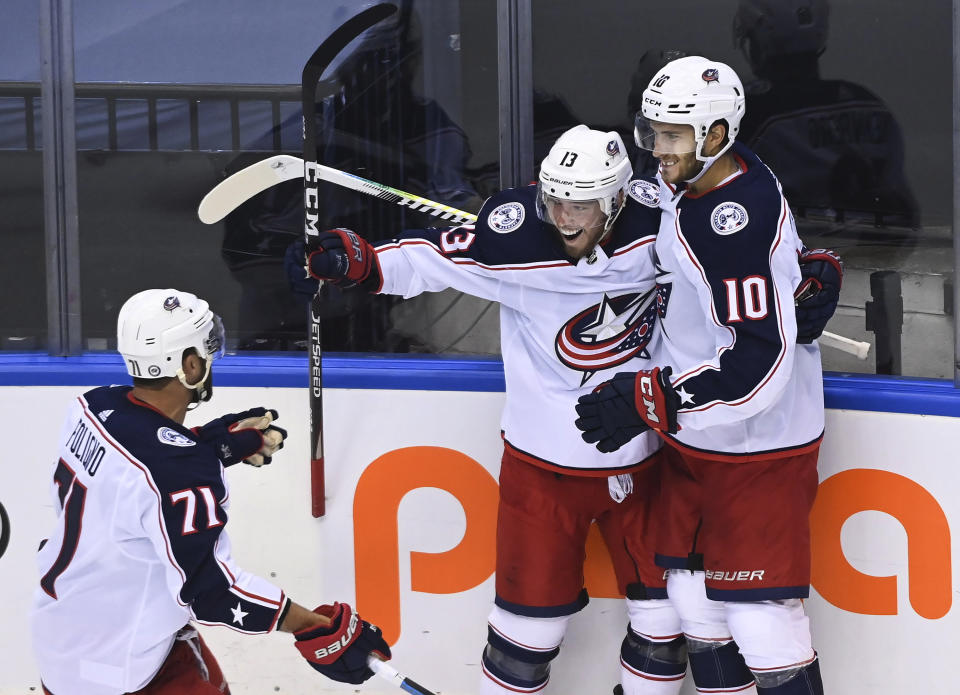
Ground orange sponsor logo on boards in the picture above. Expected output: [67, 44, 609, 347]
[354, 450, 952, 644]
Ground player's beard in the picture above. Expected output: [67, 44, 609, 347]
[658, 152, 703, 184]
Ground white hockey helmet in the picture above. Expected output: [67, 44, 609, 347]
[537, 125, 632, 234]
[636, 55, 746, 163]
[117, 289, 225, 393]
[733, 0, 829, 67]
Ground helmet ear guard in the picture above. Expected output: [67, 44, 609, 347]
[116, 289, 225, 397]
[536, 125, 633, 234]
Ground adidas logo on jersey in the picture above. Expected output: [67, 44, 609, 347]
[97, 409, 114, 422]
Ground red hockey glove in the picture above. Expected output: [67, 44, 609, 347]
[294, 603, 391, 684]
[305, 228, 379, 289]
[795, 248, 843, 343]
[634, 367, 681, 434]
[193, 407, 287, 467]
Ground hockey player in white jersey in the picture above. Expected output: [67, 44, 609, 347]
[308, 125, 683, 695]
[576, 56, 831, 694]
[30, 289, 390, 694]
[303, 125, 839, 695]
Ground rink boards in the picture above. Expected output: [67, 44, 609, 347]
[0, 356, 957, 694]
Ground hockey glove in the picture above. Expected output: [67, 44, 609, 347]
[795, 248, 843, 343]
[194, 407, 287, 467]
[294, 602, 391, 684]
[305, 228, 379, 289]
[575, 368, 680, 453]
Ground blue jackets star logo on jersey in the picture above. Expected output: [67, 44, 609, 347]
[555, 289, 657, 385]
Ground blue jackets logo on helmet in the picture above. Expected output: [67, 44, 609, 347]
[163, 296, 181, 312]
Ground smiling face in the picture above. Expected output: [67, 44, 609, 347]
[648, 121, 703, 184]
[542, 196, 608, 258]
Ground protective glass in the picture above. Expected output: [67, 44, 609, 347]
[633, 114, 698, 155]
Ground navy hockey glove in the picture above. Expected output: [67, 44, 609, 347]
[285, 238, 320, 300]
[294, 602, 391, 684]
[575, 368, 680, 453]
[194, 408, 287, 467]
[795, 248, 843, 343]
[306, 228, 380, 289]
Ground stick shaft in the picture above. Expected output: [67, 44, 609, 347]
[367, 656, 438, 695]
[301, 3, 397, 518]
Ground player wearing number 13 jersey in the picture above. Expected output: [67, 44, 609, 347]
[31, 289, 390, 695]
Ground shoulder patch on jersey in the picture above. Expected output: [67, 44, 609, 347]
[487, 202, 525, 233]
[157, 427, 196, 447]
[711, 202, 749, 235]
[627, 179, 660, 208]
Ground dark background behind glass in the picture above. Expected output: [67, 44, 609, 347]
[0, 0, 953, 376]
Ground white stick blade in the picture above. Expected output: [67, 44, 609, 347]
[198, 155, 304, 224]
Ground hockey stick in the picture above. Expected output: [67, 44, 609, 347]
[818, 330, 870, 360]
[198, 155, 868, 360]
[198, 154, 476, 226]
[367, 655, 438, 695]
[302, 3, 397, 517]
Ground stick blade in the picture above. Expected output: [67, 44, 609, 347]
[198, 155, 304, 224]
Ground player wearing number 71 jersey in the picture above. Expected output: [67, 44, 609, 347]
[30, 289, 390, 694]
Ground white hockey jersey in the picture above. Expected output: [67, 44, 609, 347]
[652, 142, 824, 457]
[374, 183, 664, 474]
[31, 386, 287, 695]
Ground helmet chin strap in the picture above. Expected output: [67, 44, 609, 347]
[177, 357, 213, 410]
[684, 139, 735, 185]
